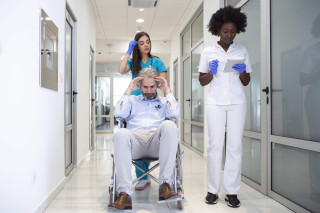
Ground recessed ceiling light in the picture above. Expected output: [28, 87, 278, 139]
[136, 19, 144, 23]
[136, 29, 141, 33]
[139, 8, 144, 11]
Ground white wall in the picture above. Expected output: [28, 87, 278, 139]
[169, 0, 221, 156]
[0, 0, 95, 212]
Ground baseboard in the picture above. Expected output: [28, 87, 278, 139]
[34, 177, 68, 213]
[34, 150, 91, 213]
[75, 151, 91, 168]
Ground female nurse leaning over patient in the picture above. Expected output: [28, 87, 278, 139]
[118, 31, 167, 191]
[198, 6, 252, 208]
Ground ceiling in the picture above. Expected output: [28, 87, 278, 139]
[90, 0, 193, 64]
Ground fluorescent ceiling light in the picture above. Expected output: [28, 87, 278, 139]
[139, 8, 144, 11]
[136, 19, 144, 23]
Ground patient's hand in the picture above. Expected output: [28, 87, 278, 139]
[154, 76, 171, 95]
[124, 76, 144, 95]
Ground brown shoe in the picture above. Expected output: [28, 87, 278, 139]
[159, 182, 180, 201]
[108, 192, 132, 210]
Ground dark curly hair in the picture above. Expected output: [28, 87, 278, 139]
[207, 5, 247, 36]
[132, 32, 158, 77]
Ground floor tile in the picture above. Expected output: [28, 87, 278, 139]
[44, 134, 293, 213]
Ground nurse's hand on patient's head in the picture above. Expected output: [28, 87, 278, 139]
[232, 63, 246, 74]
[209, 59, 219, 75]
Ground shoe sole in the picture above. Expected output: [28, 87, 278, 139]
[108, 206, 132, 211]
[225, 198, 240, 208]
[205, 198, 218, 205]
[134, 181, 151, 191]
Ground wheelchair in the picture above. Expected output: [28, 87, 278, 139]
[108, 119, 184, 209]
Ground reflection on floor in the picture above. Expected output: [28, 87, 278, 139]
[96, 122, 111, 131]
[45, 134, 293, 213]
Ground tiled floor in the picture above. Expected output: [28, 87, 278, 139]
[45, 134, 293, 213]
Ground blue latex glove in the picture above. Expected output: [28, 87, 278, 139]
[126, 40, 138, 55]
[209, 59, 219, 75]
[232, 63, 246, 74]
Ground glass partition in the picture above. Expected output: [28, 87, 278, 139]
[95, 77, 111, 131]
[271, 0, 320, 143]
[182, 28, 191, 57]
[191, 11, 203, 47]
[191, 43, 204, 123]
[235, 0, 261, 132]
[272, 143, 320, 212]
[242, 137, 261, 184]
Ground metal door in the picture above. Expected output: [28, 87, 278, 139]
[89, 47, 95, 150]
[173, 59, 179, 127]
[226, 0, 265, 193]
[182, 56, 192, 147]
[173, 59, 179, 100]
[181, 10, 204, 154]
[65, 9, 76, 175]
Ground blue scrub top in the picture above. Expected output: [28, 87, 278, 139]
[127, 57, 167, 95]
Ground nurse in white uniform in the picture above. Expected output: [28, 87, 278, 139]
[198, 6, 251, 208]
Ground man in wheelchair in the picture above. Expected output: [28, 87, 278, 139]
[108, 67, 180, 210]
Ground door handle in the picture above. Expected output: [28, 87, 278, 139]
[73, 91, 78, 96]
[262, 87, 269, 95]
[91, 98, 95, 101]
[185, 99, 191, 102]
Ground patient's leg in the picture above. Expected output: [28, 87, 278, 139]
[150, 120, 178, 185]
[113, 128, 135, 196]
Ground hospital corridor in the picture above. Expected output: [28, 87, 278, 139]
[1, 0, 320, 213]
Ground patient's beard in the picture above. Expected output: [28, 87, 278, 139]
[143, 92, 157, 100]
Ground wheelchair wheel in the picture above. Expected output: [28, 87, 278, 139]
[109, 186, 114, 204]
[175, 145, 184, 209]
[109, 154, 117, 205]
[177, 188, 183, 209]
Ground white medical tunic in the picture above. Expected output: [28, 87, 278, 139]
[198, 42, 252, 105]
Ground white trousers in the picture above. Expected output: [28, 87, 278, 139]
[206, 103, 246, 195]
[112, 120, 178, 196]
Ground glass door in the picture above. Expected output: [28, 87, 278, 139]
[173, 59, 179, 128]
[182, 55, 192, 147]
[95, 75, 113, 134]
[181, 10, 204, 154]
[64, 9, 76, 175]
[269, 0, 320, 212]
[230, 0, 264, 192]
[89, 47, 95, 150]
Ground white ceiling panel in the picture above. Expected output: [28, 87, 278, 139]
[152, 17, 178, 25]
[91, 0, 194, 63]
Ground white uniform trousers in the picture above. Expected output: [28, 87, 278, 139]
[112, 120, 178, 196]
[206, 103, 247, 195]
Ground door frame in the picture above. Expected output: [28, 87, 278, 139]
[89, 46, 95, 150]
[64, 4, 77, 176]
[95, 73, 114, 134]
[180, 10, 205, 155]
[264, 1, 319, 212]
